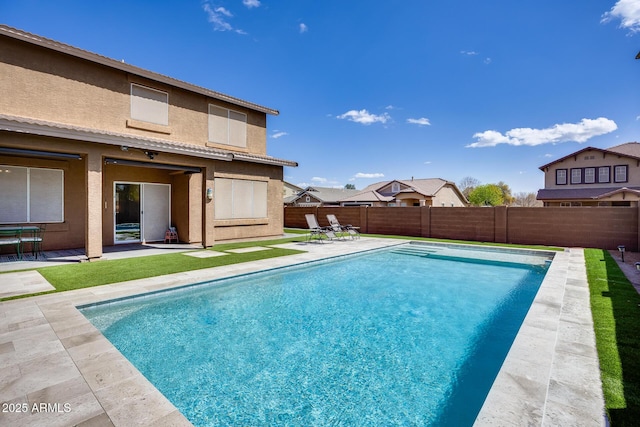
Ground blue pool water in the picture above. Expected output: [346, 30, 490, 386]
[80, 243, 552, 426]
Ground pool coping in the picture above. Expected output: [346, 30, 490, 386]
[0, 238, 605, 426]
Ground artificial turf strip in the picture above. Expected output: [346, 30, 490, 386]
[584, 249, 640, 426]
[37, 247, 305, 291]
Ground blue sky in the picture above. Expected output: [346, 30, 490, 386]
[3, 1, 640, 193]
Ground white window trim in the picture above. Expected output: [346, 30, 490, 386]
[570, 168, 582, 184]
[556, 169, 567, 185]
[584, 167, 596, 184]
[614, 165, 628, 183]
[598, 167, 610, 183]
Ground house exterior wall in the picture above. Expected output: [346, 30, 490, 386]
[0, 29, 290, 255]
[432, 185, 467, 207]
[0, 37, 268, 155]
[542, 148, 640, 189]
[0, 133, 86, 251]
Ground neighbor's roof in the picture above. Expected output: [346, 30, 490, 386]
[289, 186, 360, 204]
[0, 24, 279, 116]
[536, 186, 640, 200]
[339, 190, 395, 203]
[341, 178, 466, 203]
[0, 113, 298, 167]
[538, 142, 640, 171]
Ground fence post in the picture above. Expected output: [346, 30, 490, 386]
[637, 205, 640, 252]
[360, 205, 368, 234]
[495, 206, 508, 243]
[420, 206, 431, 238]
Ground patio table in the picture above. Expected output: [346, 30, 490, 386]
[0, 226, 41, 260]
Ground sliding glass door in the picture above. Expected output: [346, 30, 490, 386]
[114, 182, 170, 244]
[115, 183, 141, 243]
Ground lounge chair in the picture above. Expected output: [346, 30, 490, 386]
[326, 214, 360, 239]
[305, 213, 336, 242]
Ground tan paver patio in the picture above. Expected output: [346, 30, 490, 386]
[0, 238, 606, 426]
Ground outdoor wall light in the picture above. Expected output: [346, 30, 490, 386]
[635, 262, 640, 271]
[206, 188, 213, 201]
[618, 245, 626, 262]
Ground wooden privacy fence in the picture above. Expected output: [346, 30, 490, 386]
[284, 206, 640, 251]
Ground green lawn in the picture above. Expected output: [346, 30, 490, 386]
[0, 236, 307, 300]
[584, 249, 640, 426]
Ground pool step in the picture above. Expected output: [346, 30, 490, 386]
[391, 246, 441, 257]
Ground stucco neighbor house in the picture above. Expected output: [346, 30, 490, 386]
[537, 142, 640, 207]
[338, 178, 468, 207]
[0, 25, 297, 259]
[282, 181, 303, 203]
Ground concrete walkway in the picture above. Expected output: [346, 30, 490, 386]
[0, 239, 606, 426]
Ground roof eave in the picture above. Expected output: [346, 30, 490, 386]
[0, 25, 279, 116]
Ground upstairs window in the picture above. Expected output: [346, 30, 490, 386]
[598, 166, 610, 183]
[614, 165, 628, 183]
[584, 167, 596, 184]
[570, 168, 582, 184]
[130, 84, 169, 126]
[556, 169, 567, 185]
[208, 105, 247, 148]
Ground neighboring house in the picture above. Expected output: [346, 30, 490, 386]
[537, 142, 640, 207]
[338, 178, 468, 207]
[283, 181, 303, 204]
[0, 25, 297, 259]
[285, 186, 360, 207]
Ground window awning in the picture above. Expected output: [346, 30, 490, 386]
[104, 158, 202, 173]
[0, 147, 82, 160]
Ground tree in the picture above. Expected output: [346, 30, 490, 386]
[513, 192, 541, 207]
[468, 184, 504, 206]
[344, 183, 356, 189]
[496, 181, 514, 205]
[458, 176, 480, 199]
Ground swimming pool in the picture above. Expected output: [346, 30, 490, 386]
[80, 243, 553, 426]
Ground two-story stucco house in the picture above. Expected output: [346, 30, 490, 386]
[338, 178, 468, 207]
[0, 25, 297, 259]
[537, 142, 640, 206]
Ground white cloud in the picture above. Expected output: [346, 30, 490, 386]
[243, 0, 261, 8]
[484, 57, 492, 64]
[424, 161, 432, 165]
[461, 50, 478, 56]
[311, 177, 327, 183]
[216, 6, 232, 17]
[385, 105, 397, 110]
[337, 109, 391, 125]
[271, 131, 288, 139]
[407, 117, 431, 126]
[354, 172, 385, 179]
[467, 117, 618, 148]
[202, 3, 245, 34]
[299, 23, 308, 33]
[602, 0, 640, 33]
